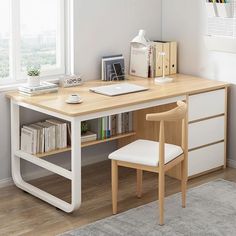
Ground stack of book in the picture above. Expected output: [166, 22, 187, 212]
[18, 82, 58, 96]
[89, 112, 133, 140]
[101, 55, 125, 81]
[20, 119, 68, 155]
[130, 41, 177, 78]
[81, 131, 97, 143]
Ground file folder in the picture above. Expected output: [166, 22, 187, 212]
[170, 42, 177, 74]
[154, 42, 163, 77]
[163, 42, 170, 75]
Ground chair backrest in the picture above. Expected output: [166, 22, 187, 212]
[146, 101, 187, 168]
[146, 101, 187, 122]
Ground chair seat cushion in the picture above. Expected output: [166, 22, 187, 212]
[108, 139, 183, 167]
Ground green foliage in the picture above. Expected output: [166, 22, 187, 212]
[27, 65, 41, 77]
[0, 36, 57, 79]
[81, 121, 89, 135]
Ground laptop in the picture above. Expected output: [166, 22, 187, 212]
[89, 83, 148, 96]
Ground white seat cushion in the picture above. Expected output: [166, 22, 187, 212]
[109, 139, 183, 167]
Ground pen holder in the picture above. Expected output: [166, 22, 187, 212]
[216, 3, 232, 18]
[206, 2, 218, 17]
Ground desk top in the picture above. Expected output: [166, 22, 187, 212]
[6, 74, 229, 117]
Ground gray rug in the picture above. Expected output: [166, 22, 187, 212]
[61, 179, 236, 236]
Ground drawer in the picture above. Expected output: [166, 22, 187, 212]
[188, 142, 224, 176]
[189, 116, 224, 150]
[188, 89, 225, 122]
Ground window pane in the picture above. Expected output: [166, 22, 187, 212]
[0, 0, 10, 79]
[20, 0, 61, 74]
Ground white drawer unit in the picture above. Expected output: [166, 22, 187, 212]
[188, 116, 225, 150]
[188, 142, 224, 177]
[188, 89, 225, 122]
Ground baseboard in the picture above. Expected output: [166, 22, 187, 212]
[0, 172, 52, 189]
[0, 178, 13, 188]
[227, 159, 236, 169]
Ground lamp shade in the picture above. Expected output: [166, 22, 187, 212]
[131, 29, 148, 47]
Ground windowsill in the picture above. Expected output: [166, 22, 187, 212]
[0, 76, 61, 93]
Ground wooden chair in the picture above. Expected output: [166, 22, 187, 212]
[108, 101, 188, 225]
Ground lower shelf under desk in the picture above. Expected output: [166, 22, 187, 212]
[33, 131, 136, 158]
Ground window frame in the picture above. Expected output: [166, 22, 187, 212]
[0, 0, 67, 85]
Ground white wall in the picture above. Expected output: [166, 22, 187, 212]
[74, 0, 162, 79]
[162, 0, 236, 163]
[0, 0, 162, 185]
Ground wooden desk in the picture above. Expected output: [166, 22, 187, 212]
[6, 74, 229, 213]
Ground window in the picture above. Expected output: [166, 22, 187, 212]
[0, 0, 10, 79]
[0, 0, 65, 83]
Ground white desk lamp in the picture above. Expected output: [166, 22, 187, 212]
[155, 52, 173, 84]
[131, 29, 148, 48]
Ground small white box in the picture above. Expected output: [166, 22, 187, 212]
[216, 3, 232, 18]
[206, 2, 217, 17]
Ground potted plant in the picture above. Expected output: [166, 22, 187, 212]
[27, 65, 41, 87]
[81, 121, 89, 135]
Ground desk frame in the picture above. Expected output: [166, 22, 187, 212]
[10, 95, 185, 212]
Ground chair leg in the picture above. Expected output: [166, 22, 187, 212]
[111, 160, 118, 214]
[181, 160, 187, 208]
[136, 169, 143, 198]
[158, 172, 165, 226]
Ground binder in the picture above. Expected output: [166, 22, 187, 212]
[163, 42, 170, 76]
[154, 42, 163, 77]
[170, 42, 177, 74]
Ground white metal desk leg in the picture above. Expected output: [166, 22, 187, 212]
[11, 101, 23, 185]
[10, 100, 81, 212]
[71, 117, 82, 210]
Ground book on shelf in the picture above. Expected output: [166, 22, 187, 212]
[18, 82, 58, 96]
[117, 114, 122, 134]
[20, 113, 134, 155]
[20, 119, 68, 155]
[21, 127, 35, 155]
[88, 112, 133, 141]
[46, 119, 67, 149]
[81, 131, 97, 143]
[28, 124, 45, 154]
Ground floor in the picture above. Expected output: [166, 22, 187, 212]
[1, 161, 236, 236]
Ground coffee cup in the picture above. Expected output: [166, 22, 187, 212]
[68, 94, 81, 103]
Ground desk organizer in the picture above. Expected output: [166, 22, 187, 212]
[217, 2, 232, 18]
[206, 2, 218, 17]
[206, 1, 233, 18]
[205, 1, 236, 53]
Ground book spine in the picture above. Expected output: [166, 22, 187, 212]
[124, 112, 129, 133]
[121, 113, 125, 133]
[32, 130, 37, 154]
[97, 118, 102, 140]
[107, 116, 111, 138]
[51, 126, 56, 150]
[41, 128, 45, 153]
[67, 123, 71, 146]
[129, 112, 133, 132]
[102, 117, 105, 140]
[117, 114, 122, 134]
[63, 123, 67, 148]
[44, 128, 49, 152]
[111, 115, 117, 136]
